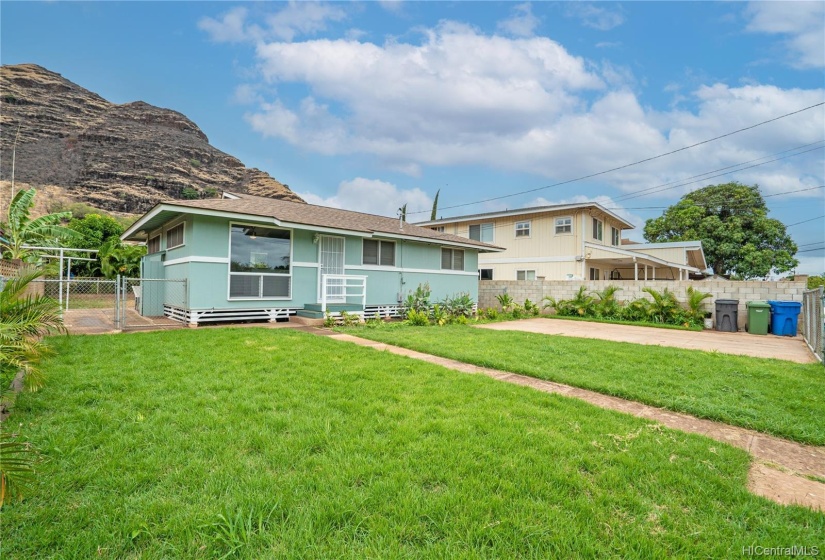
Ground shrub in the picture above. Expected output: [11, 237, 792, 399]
[406, 309, 430, 326]
[181, 187, 199, 200]
[189, 158, 201, 168]
[592, 285, 622, 319]
[643, 287, 680, 323]
[523, 298, 541, 316]
[496, 293, 514, 312]
[404, 283, 431, 313]
[441, 292, 474, 318]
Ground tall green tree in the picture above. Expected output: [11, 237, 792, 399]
[1, 188, 79, 262]
[643, 182, 798, 278]
[66, 213, 124, 276]
[430, 189, 440, 221]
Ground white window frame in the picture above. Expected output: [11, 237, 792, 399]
[441, 248, 465, 271]
[479, 268, 493, 281]
[515, 221, 531, 238]
[589, 267, 600, 280]
[165, 221, 185, 250]
[227, 221, 293, 301]
[362, 239, 396, 267]
[555, 216, 573, 235]
[469, 223, 494, 243]
[516, 269, 536, 281]
[592, 217, 603, 242]
[431, 226, 445, 233]
[147, 234, 161, 254]
[611, 226, 620, 246]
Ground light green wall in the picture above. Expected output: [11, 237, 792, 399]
[140, 215, 483, 309]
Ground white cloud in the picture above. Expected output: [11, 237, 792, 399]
[378, 0, 404, 14]
[266, 1, 346, 41]
[745, 1, 825, 69]
[198, 7, 259, 43]
[299, 177, 432, 217]
[497, 3, 540, 38]
[224, 19, 822, 201]
[595, 41, 622, 49]
[198, 2, 346, 44]
[565, 3, 625, 31]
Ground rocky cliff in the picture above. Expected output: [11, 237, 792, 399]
[0, 64, 303, 213]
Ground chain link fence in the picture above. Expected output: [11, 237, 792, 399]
[802, 287, 823, 365]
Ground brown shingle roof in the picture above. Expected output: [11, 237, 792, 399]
[164, 192, 503, 251]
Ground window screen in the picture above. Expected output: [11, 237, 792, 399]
[230, 275, 260, 298]
[441, 248, 465, 270]
[555, 217, 572, 234]
[469, 223, 494, 242]
[363, 239, 395, 266]
[515, 221, 531, 237]
[592, 218, 603, 241]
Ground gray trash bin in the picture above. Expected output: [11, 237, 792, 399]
[715, 299, 739, 332]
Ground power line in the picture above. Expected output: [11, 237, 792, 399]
[786, 214, 825, 227]
[410, 102, 825, 215]
[612, 141, 824, 202]
[797, 240, 825, 247]
[613, 145, 824, 202]
[796, 246, 825, 253]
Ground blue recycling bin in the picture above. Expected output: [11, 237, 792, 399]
[766, 300, 802, 336]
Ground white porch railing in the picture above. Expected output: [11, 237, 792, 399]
[320, 274, 367, 314]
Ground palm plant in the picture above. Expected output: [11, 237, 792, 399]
[568, 285, 596, 316]
[686, 286, 713, 322]
[1, 264, 64, 391]
[98, 239, 146, 279]
[592, 285, 622, 318]
[642, 287, 680, 323]
[496, 293, 514, 312]
[1, 188, 79, 261]
[0, 264, 63, 506]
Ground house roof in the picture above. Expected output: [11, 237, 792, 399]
[415, 202, 635, 230]
[121, 192, 505, 252]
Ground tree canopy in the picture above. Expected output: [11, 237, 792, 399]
[643, 182, 798, 279]
[66, 213, 125, 276]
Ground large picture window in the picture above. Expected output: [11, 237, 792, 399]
[229, 225, 291, 299]
[362, 239, 395, 266]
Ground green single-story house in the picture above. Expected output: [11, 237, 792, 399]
[121, 192, 503, 325]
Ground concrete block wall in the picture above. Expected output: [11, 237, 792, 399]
[478, 279, 806, 331]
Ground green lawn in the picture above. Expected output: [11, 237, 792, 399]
[351, 325, 825, 445]
[3, 329, 822, 558]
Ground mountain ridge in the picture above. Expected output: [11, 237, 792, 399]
[0, 63, 303, 214]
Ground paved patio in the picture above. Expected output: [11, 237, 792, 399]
[62, 308, 182, 334]
[477, 318, 817, 364]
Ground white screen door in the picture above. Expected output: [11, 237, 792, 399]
[319, 235, 345, 303]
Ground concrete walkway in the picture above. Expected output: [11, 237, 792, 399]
[327, 332, 825, 511]
[478, 318, 817, 364]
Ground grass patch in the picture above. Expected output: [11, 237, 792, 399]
[3, 329, 822, 557]
[353, 325, 825, 445]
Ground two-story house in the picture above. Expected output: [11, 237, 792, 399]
[416, 202, 707, 282]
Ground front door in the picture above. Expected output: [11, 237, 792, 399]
[318, 235, 345, 303]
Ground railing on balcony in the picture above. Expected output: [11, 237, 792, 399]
[320, 274, 367, 314]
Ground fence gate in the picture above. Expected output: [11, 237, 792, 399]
[29, 277, 120, 330]
[118, 277, 188, 330]
[802, 287, 824, 365]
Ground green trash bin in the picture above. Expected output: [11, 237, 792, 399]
[746, 301, 771, 335]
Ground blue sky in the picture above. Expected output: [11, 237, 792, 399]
[2, 1, 823, 274]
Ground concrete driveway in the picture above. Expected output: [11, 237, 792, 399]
[478, 318, 817, 364]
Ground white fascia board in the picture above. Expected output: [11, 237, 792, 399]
[417, 203, 634, 230]
[585, 242, 699, 271]
[629, 241, 704, 249]
[377, 231, 504, 252]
